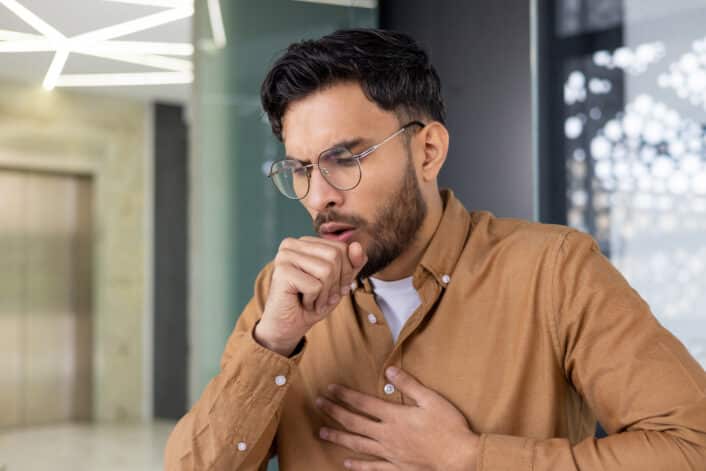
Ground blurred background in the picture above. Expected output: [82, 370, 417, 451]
[0, 1, 704, 469]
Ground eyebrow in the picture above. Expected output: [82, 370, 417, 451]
[286, 137, 366, 164]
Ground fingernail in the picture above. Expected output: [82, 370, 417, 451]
[386, 366, 399, 379]
[328, 295, 340, 306]
[340, 285, 350, 296]
[315, 397, 323, 407]
[343, 459, 352, 468]
[319, 427, 329, 439]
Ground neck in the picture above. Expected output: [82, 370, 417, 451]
[373, 191, 444, 281]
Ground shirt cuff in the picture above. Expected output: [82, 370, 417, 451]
[477, 433, 536, 471]
[207, 322, 307, 451]
[250, 319, 307, 360]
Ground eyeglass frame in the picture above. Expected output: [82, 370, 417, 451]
[267, 120, 426, 200]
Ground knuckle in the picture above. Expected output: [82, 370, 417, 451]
[274, 249, 288, 263]
[279, 238, 294, 251]
[312, 278, 323, 291]
[341, 414, 358, 430]
[323, 246, 339, 261]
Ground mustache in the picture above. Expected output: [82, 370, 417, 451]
[313, 210, 367, 233]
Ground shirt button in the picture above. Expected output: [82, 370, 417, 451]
[384, 383, 396, 395]
[367, 313, 378, 324]
[441, 274, 451, 284]
[275, 375, 287, 386]
[237, 441, 247, 451]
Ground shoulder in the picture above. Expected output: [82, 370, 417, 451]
[468, 210, 581, 252]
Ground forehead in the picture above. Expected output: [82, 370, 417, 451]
[281, 82, 397, 155]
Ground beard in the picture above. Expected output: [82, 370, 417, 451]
[313, 155, 427, 280]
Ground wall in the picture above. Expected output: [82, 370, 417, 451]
[0, 80, 150, 421]
[381, 0, 536, 220]
[153, 103, 188, 419]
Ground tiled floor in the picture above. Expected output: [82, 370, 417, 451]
[0, 420, 176, 471]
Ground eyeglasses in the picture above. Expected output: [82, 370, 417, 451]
[267, 121, 425, 200]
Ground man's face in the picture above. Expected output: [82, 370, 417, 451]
[281, 82, 427, 279]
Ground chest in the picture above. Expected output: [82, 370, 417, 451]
[283, 273, 567, 436]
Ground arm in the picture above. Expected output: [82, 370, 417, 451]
[165, 238, 367, 470]
[164, 265, 306, 471]
[478, 230, 706, 470]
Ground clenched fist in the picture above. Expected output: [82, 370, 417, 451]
[254, 236, 367, 356]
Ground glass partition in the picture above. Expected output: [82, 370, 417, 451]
[540, 0, 706, 369]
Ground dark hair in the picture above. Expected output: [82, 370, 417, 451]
[260, 28, 446, 141]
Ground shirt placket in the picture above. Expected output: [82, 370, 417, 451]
[352, 275, 442, 405]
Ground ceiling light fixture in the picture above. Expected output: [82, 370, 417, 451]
[293, 0, 377, 8]
[74, 49, 193, 72]
[0, 28, 42, 40]
[206, 0, 226, 49]
[0, 0, 226, 90]
[104, 0, 192, 7]
[55, 71, 193, 87]
[43, 48, 69, 90]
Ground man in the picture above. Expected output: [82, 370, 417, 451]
[165, 29, 706, 470]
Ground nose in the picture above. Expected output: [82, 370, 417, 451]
[305, 164, 343, 211]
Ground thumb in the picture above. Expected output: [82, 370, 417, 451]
[385, 367, 433, 407]
[348, 242, 367, 270]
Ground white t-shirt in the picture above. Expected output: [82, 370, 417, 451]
[369, 276, 422, 343]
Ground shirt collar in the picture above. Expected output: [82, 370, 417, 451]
[414, 189, 472, 286]
[358, 188, 472, 293]
[415, 188, 472, 288]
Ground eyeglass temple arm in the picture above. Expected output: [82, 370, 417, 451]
[357, 120, 426, 160]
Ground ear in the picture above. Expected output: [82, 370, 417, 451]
[417, 122, 449, 182]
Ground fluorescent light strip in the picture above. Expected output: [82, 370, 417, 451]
[0, 29, 43, 40]
[207, 0, 226, 48]
[0, 39, 192, 55]
[72, 6, 193, 43]
[104, 0, 193, 7]
[80, 40, 194, 56]
[0, 0, 65, 41]
[0, 39, 53, 52]
[73, 48, 192, 72]
[293, 0, 377, 8]
[43, 48, 69, 90]
[55, 72, 193, 87]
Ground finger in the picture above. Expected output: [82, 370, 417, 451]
[342, 458, 397, 471]
[327, 384, 397, 423]
[300, 236, 355, 295]
[288, 238, 346, 306]
[384, 367, 434, 407]
[276, 247, 339, 313]
[276, 263, 322, 312]
[348, 242, 368, 278]
[318, 427, 386, 460]
[316, 396, 381, 439]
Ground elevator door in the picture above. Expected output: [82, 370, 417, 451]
[0, 169, 93, 427]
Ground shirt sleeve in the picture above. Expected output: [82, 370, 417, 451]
[477, 229, 706, 471]
[164, 263, 307, 470]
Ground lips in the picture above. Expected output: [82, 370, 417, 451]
[319, 222, 357, 242]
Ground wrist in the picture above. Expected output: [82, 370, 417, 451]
[446, 432, 480, 471]
[254, 320, 301, 357]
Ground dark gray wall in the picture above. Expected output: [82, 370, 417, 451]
[381, 0, 535, 220]
[154, 103, 188, 419]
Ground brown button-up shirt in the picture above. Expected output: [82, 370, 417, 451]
[165, 189, 706, 470]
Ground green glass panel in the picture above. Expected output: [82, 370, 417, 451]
[192, 2, 377, 469]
